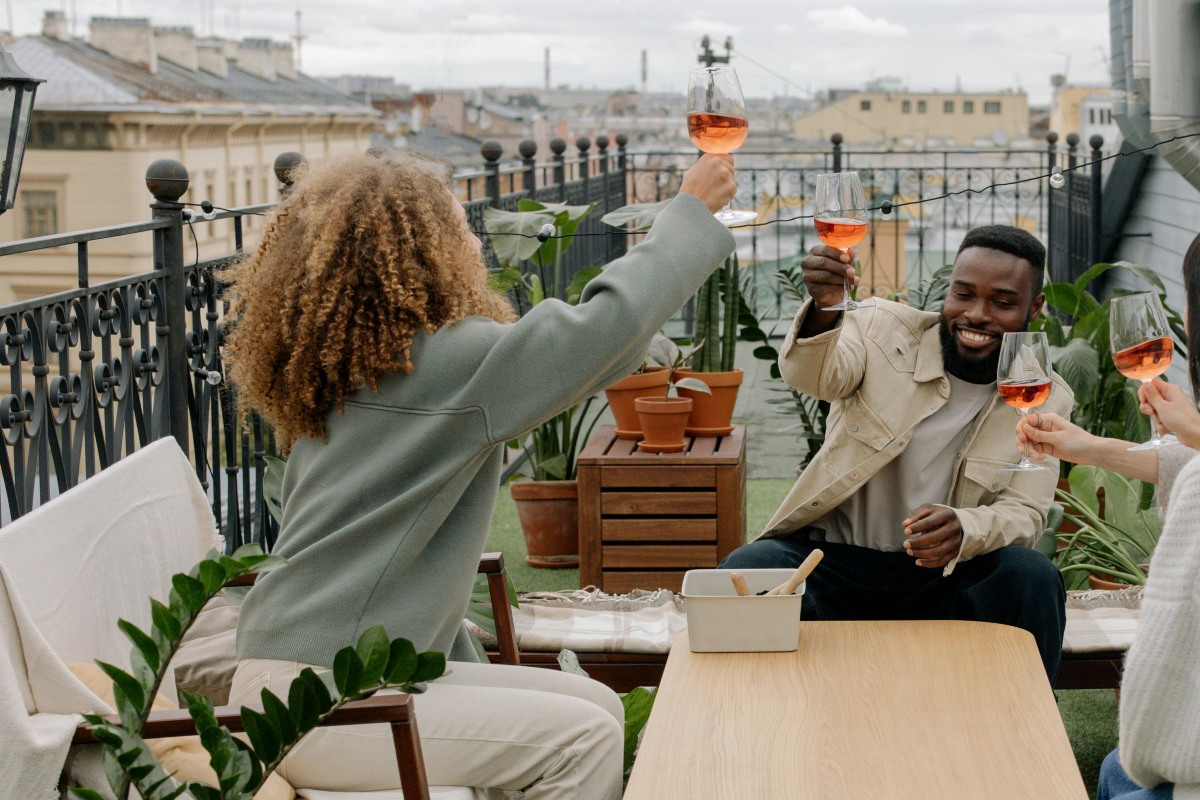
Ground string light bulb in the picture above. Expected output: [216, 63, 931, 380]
[536, 223, 556, 242]
[1049, 166, 1065, 189]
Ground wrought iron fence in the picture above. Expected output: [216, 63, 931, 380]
[0, 140, 634, 539]
[0, 133, 1108, 535]
[627, 133, 1108, 327]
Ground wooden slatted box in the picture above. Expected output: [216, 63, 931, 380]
[578, 425, 746, 593]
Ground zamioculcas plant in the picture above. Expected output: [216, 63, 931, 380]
[71, 545, 446, 800]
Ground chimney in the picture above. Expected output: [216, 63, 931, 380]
[42, 10, 69, 41]
[196, 37, 228, 77]
[154, 26, 197, 71]
[271, 41, 296, 80]
[234, 37, 275, 81]
[90, 17, 157, 74]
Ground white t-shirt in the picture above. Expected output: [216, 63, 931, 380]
[809, 374, 995, 551]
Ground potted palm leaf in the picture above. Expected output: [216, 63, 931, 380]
[485, 199, 603, 568]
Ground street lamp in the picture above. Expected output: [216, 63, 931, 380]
[0, 41, 43, 216]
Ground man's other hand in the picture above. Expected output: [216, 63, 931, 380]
[902, 504, 963, 569]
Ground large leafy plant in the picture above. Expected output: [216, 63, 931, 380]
[486, 200, 605, 481]
[71, 546, 446, 800]
[1052, 464, 1162, 587]
[1032, 261, 1188, 451]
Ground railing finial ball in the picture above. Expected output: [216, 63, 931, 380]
[145, 159, 190, 202]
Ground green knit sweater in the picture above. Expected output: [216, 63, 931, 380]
[236, 193, 735, 668]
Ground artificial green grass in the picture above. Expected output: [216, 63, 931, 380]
[487, 478, 1118, 798]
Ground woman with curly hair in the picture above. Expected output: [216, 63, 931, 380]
[224, 151, 736, 798]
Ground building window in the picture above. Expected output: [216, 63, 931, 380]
[963, 101, 975, 114]
[984, 101, 1001, 114]
[944, 100, 954, 113]
[902, 99, 911, 113]
[860, 99, 871, 111]
[21, 191, 58, 238]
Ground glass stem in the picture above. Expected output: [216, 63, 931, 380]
[1144, 380, 1160, 441]
[841, 248, 852, 304]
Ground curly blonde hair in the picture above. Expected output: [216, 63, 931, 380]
[222, 153, 516, 451]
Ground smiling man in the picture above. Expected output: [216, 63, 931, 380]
[720, 225, 1074, 684]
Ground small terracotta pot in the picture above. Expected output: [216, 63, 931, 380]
[604, 367, 670, 439]
[510, 480, 579, 568]
[1087, 563, 1149, 591]
[675, 368, 743, 436]
[634, 396, 692, 453]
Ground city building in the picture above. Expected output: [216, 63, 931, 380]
[790, 88, 1031, 148]
[0, 11, 375, 302]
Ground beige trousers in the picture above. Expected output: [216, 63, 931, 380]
[229, 658, 624, 799]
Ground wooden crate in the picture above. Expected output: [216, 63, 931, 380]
[578, 425, 746, 593]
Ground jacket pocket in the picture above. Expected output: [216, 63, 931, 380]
[841, 393, 893, 451]
[959, 457, 1015, 506]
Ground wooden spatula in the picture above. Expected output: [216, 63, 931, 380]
[765, 549, 824, 596]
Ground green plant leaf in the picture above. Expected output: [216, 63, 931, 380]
[1043, 282, 1101, 319]
[1109, 260, 1167, 293]
[241, 707, 281, 765]
[537, 453, 568, 480]
[600, 199, 672, 231]
[565, 267, 603, 305]
[355, 625, 392, 686]
[255, 689, 294, 744]
[196, 559, 226, 595]
[333, 647, 366, 697]
[68, 790, 109, 800]
[1049, 338, 1100, 401]
[482, 207, 556, 267]
[97, 661, 145, 726]
[621, 686, 657, 780]
[753, 345, 778, 361]
[488, 265, 528, 295]
[262, 456, 286, 526]
[171, 574, 207, 615]
[412, 651, 447, 684]
[556, 648, 589, 677]
[674, 376, 712, 394]
[118, 619, 161, 673]
[149, 598, 182, 643]
[385, 637, 419, 685]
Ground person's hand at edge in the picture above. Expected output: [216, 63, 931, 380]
[678, 154, 737, 214]
[901, 504, 962, 569]
[1140, 380, 1200, 449]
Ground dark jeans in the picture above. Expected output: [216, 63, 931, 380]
[1097, 749, 1174, 800]
[718, 536, 1067, 683]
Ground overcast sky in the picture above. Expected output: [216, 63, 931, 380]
[10, 1, 1113, 106]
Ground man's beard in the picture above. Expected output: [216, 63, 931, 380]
[938, 313, 1003, 384]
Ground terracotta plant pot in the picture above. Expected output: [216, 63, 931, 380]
[510, 480, 579, 568]
[634, 396, 693, 453]
[1087, 563, 1149, 591]
[675, 368, 743, 436]
[604, 367, 670, 439]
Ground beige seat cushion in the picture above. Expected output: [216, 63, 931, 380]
[173, 590, 242, 706]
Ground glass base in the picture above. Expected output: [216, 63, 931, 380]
[1000, 460, 1051, 472]
[1128, 434, 1179, 452]
[822, 297, 876, 312]
[713, 208, 757, 226]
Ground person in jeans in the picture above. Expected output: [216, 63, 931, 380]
[222, 151, 736, 798]
[720, 225, 1074, 683]
[1019, 231, 1200, 800]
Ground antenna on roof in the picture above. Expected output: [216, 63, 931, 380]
[293, 8, 306, 72]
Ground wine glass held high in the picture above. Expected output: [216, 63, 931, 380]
[1110, 292, 1178, 451]
[997, 331, 1053, 472]
[813, 172, 872, 311]
[686, 65, 756, 226]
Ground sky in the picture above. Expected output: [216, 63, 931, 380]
[8, 1, 1114, 106]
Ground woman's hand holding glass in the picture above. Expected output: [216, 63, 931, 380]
[678, 154, 738, 214]
[1139, 380, 1200, 449]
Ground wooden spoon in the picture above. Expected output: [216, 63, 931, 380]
[765, 549, 824, 596]
[729, 571, 750, 596]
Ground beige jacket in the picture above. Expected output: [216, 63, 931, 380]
[760, 298, 1074, 575]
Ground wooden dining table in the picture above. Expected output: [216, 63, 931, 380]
[622, 620, 1087, 800]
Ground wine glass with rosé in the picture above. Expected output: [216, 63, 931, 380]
[1110, 292, 1177, 451]
[686, 65, 756, 225]
[997, 330, 1053, 472]
[813, 172, 873, 311]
